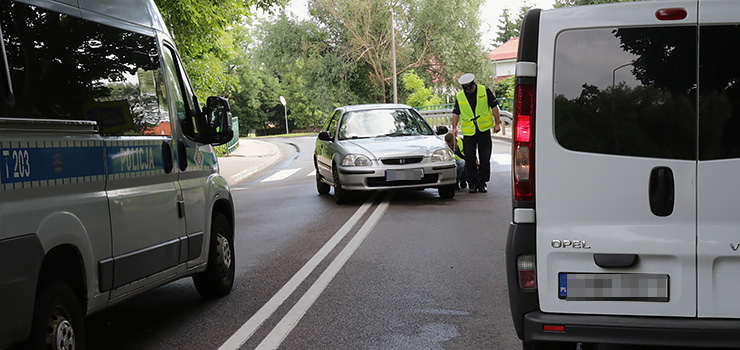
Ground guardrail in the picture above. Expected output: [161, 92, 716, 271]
[225, 116, 240, 154]
[418, 108, 512, 137]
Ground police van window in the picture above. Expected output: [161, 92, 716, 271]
[162, 45, 201, 139]
[0, 1, 170, 136]
[699, 25, 740, 160]
[553, 27, 696, 160]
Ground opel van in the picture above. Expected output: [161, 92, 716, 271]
[0, 0, 235, 348]
[507, 1, 740, 348]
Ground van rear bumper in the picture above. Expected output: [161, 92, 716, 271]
[523, 311, 740, 348]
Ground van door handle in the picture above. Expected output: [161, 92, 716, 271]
[649, 166, 674, 217]
[162, 141, 173, 173]
[178, 141, 188, 171]
[594, 254, 638, 268]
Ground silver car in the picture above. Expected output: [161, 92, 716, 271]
[314, 104, 457, 204]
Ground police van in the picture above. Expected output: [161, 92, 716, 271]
[507, 1, 740, 349]
[0, 0, 235, 348]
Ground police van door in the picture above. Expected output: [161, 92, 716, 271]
[97, 24, 184, 295]
[160, 44, 211, 268]
[536, 2, 698, 317]
[696, 0, 740, 318]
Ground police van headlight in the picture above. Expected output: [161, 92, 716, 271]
[431, 148, 453, 162]
[342, 154, 372, 166]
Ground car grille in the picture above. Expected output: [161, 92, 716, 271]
[381, 156, 423, 165]
[366, 174, 439, 187]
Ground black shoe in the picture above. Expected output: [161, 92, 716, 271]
[456, 183, 461, 190]
[460, 180, 467, 189]
[478, 183, 487, 193]
[469, 185, 478, 194]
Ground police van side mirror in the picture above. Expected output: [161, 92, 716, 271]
[201, 96, 233, 146]
[318, 131, 333, 141]
[436, 125, 449, 135]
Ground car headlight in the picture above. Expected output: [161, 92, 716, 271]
[342, 154, 372, 166]
[431, 148, 454, 162]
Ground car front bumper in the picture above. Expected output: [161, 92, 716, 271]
[337, 162, 456, 191]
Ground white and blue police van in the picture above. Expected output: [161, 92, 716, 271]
[0, 0, 236, 349]
[507, 0, 740, 349]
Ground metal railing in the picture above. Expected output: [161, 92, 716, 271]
[418, 105, 512, 137]
[225, 117, 240, 154]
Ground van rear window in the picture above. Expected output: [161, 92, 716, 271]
[0, 2, 169, 136]
[553, 27, 696, 160]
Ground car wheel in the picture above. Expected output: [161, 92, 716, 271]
[316, 172, 330, 195]
[193, 212, 235, 297]
[438, 184, 456, 199]
[522, 341, 577, 350]
[26, 280, 86, 350]
[333, 166, 349, 205]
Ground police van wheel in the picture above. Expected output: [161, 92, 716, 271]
[438, 184, 456, 199]
[194, 213, 235, 298]
[26, 280, 86, 350]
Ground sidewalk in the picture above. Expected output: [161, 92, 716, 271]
[217, 139, 280, 186]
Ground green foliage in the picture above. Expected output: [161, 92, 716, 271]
[495, 75, 515, 100]
[403, 70, 442, 107]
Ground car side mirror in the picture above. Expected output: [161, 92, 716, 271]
[436, 125, 449, 135]
[318, 131, 333, 141]
[202, 96, 233, 146]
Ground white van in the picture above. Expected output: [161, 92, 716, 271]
[0, 0, 235, 349]
[506, 1, 740, 349]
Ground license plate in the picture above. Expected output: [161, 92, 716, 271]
[558, 273, 669, 302]
[385, 168, 423, 181]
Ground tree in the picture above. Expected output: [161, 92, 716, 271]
[403, 70, 442, 107]
[154, 0, 286, 100]
[493, 6, 530, 47]
[308, 0, 490, 103]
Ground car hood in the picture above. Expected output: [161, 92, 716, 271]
[341, 135, 446, 159]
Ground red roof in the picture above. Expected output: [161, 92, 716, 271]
[488, 37, 519, 62]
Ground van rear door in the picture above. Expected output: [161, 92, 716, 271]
[697, 0, 740, 318]
[536, 1, 698, 317]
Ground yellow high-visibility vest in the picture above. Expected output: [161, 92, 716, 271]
[456, 84, 493, 136]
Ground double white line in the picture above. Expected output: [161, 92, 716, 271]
[219, 194, 392, 350]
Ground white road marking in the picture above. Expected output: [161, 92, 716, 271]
[218, 195, 379, 350]
[255, 194, 393, 350]
[307, 170, 315, 176]
[261, 168, 300, 182]
[491, 154, 511, 166]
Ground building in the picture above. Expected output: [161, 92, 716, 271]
[488, 37, 519, 82]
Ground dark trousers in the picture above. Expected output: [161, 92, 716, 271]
[463, 129, 491, 186]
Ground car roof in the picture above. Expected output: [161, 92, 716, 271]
[338, 103, 414, 113]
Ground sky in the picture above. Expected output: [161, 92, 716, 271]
[284, 0, 555, 49]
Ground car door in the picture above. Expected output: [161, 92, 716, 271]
[316, 109, 341, 180]
[536, 1, 698, 317]
[696, 0, 740, 318]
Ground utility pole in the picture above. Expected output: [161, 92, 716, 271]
[391, 8, 397, 104]
[279, 96, 288, 135]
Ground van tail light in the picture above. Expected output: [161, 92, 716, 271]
[517, 254, 537, 290]
[514, 84, 535, 201]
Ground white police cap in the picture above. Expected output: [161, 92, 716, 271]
[458, 73, 475, 85]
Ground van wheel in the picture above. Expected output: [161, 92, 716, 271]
[333, 166, 349, 204]
[523, 341, 577, 350]
[26, 280, 86, 350]
[438, 184, 456, 199]
[193, 213, 235, 297]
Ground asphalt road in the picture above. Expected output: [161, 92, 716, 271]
[83, 136, 721, 350]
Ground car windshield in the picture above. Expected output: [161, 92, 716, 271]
[337, 108, 433, 140]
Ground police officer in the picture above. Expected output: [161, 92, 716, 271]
[451, 73, 501, 193]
